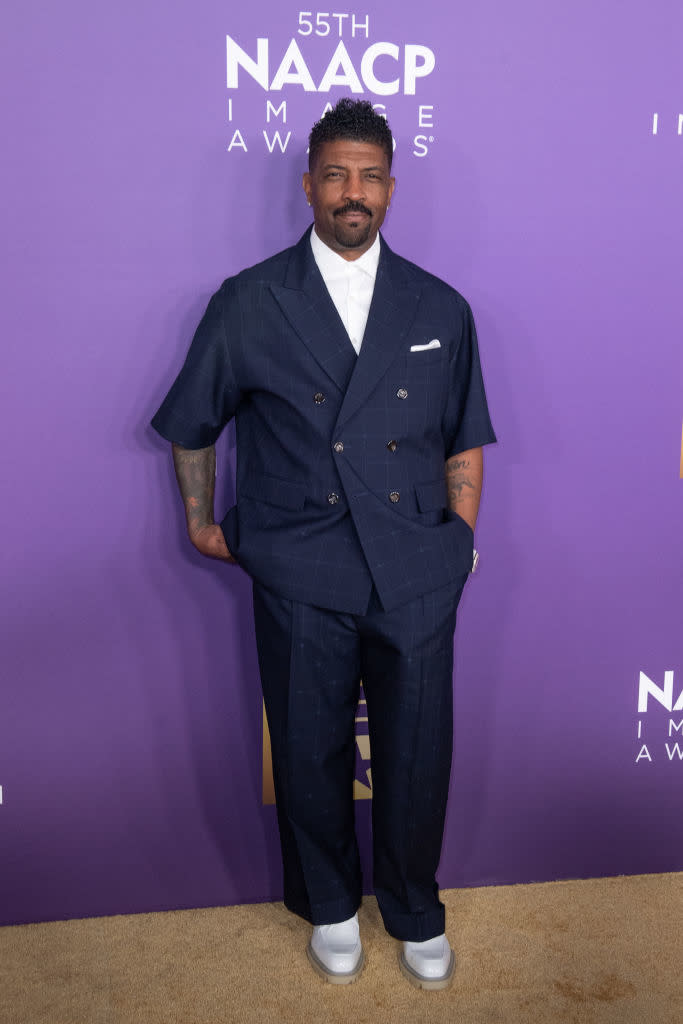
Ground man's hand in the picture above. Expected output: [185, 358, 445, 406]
[189, 523, 235, 562]
[172, 443, 235, 563]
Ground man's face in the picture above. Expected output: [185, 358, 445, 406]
[302, 139, 395, 261]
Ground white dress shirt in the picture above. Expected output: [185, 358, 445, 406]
[310, 227, 380, 355]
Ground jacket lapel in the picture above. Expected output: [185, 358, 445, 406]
[336, 236, 421, 430]
[270, 229, 358, 394]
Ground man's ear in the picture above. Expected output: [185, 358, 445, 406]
[302, 172, 312, 205]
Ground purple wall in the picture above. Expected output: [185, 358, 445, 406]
[2, 1, 681, 925]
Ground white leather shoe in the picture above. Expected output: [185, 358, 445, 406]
[399, 933, 455, 990]
[307, 913, 364, 984]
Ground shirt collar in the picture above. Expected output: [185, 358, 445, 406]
[310, 227, 381, 281]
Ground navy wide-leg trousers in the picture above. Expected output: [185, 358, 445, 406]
[252, 577, 465, 942]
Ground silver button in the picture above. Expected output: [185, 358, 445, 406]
[327, 492, 339, 505]
[314, 392, 325, 404]
[387, 440, 397, 452]
[333, 441, 344, 454]
[396, 387, 408, 400]
[389, 490, 400, 503]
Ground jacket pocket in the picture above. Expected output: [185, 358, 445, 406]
[415, 478, 448, 513]
[240, 474, 307, 511]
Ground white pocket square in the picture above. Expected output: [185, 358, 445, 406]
[410, 339, 441, 352]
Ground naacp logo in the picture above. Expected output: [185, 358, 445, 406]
[651, 113, 683, 136]
[225, 12, 438, 159]
[635, 670, 683, 764]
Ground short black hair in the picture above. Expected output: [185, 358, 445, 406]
[308, 98, 393, 171]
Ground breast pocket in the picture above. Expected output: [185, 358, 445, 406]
[405, 343, 448, 390]
[408, 344, 445, 363]
[394, 349, 448, 434]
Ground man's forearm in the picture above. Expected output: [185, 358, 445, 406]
[445, 447, 483, 533]
[172, 443, 217, 539]
[171, 443, 233, 560]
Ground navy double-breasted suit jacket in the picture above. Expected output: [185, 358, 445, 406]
[152, 228, 496, 614]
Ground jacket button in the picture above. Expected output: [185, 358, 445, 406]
[314, 392, 325, 404]
[389, 490, 400, 503]
[396, 387, 408, 400]
[333, 441, 344, 453]
[327, 492, 339, 505]
[387, 440, 398, 452]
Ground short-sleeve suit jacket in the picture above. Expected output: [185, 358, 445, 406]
[152, 228, 496, 615]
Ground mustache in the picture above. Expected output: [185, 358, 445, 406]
[334, 202, 372, 217]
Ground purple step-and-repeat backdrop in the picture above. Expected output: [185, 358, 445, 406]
[2, 2, 681, 926]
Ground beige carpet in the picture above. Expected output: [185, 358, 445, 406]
[1, 874, 681, 1024]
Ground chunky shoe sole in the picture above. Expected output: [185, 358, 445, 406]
[306, 942, 365, 985]
[398, 948, 455, 991]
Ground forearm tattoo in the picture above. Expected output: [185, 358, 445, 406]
[445, 455, 475, 510]
[172, 444, 216, 537]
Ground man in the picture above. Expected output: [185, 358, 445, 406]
[152, 98, 495, 989]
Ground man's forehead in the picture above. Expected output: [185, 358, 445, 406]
[314, 138, 390, 170]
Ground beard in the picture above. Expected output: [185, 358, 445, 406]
[333, 217, 373, 249]
[333, 203, 374, 249]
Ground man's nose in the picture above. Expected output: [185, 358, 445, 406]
[342, 174, 365, 201]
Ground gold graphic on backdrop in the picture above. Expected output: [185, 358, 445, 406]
[262, 703, 276, 805]
[262, 690, 372, 805]
[353, 695, 372, 799]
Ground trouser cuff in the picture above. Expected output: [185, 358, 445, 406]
[285, 893, 361, 927]
[377, 902, 446, 942]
